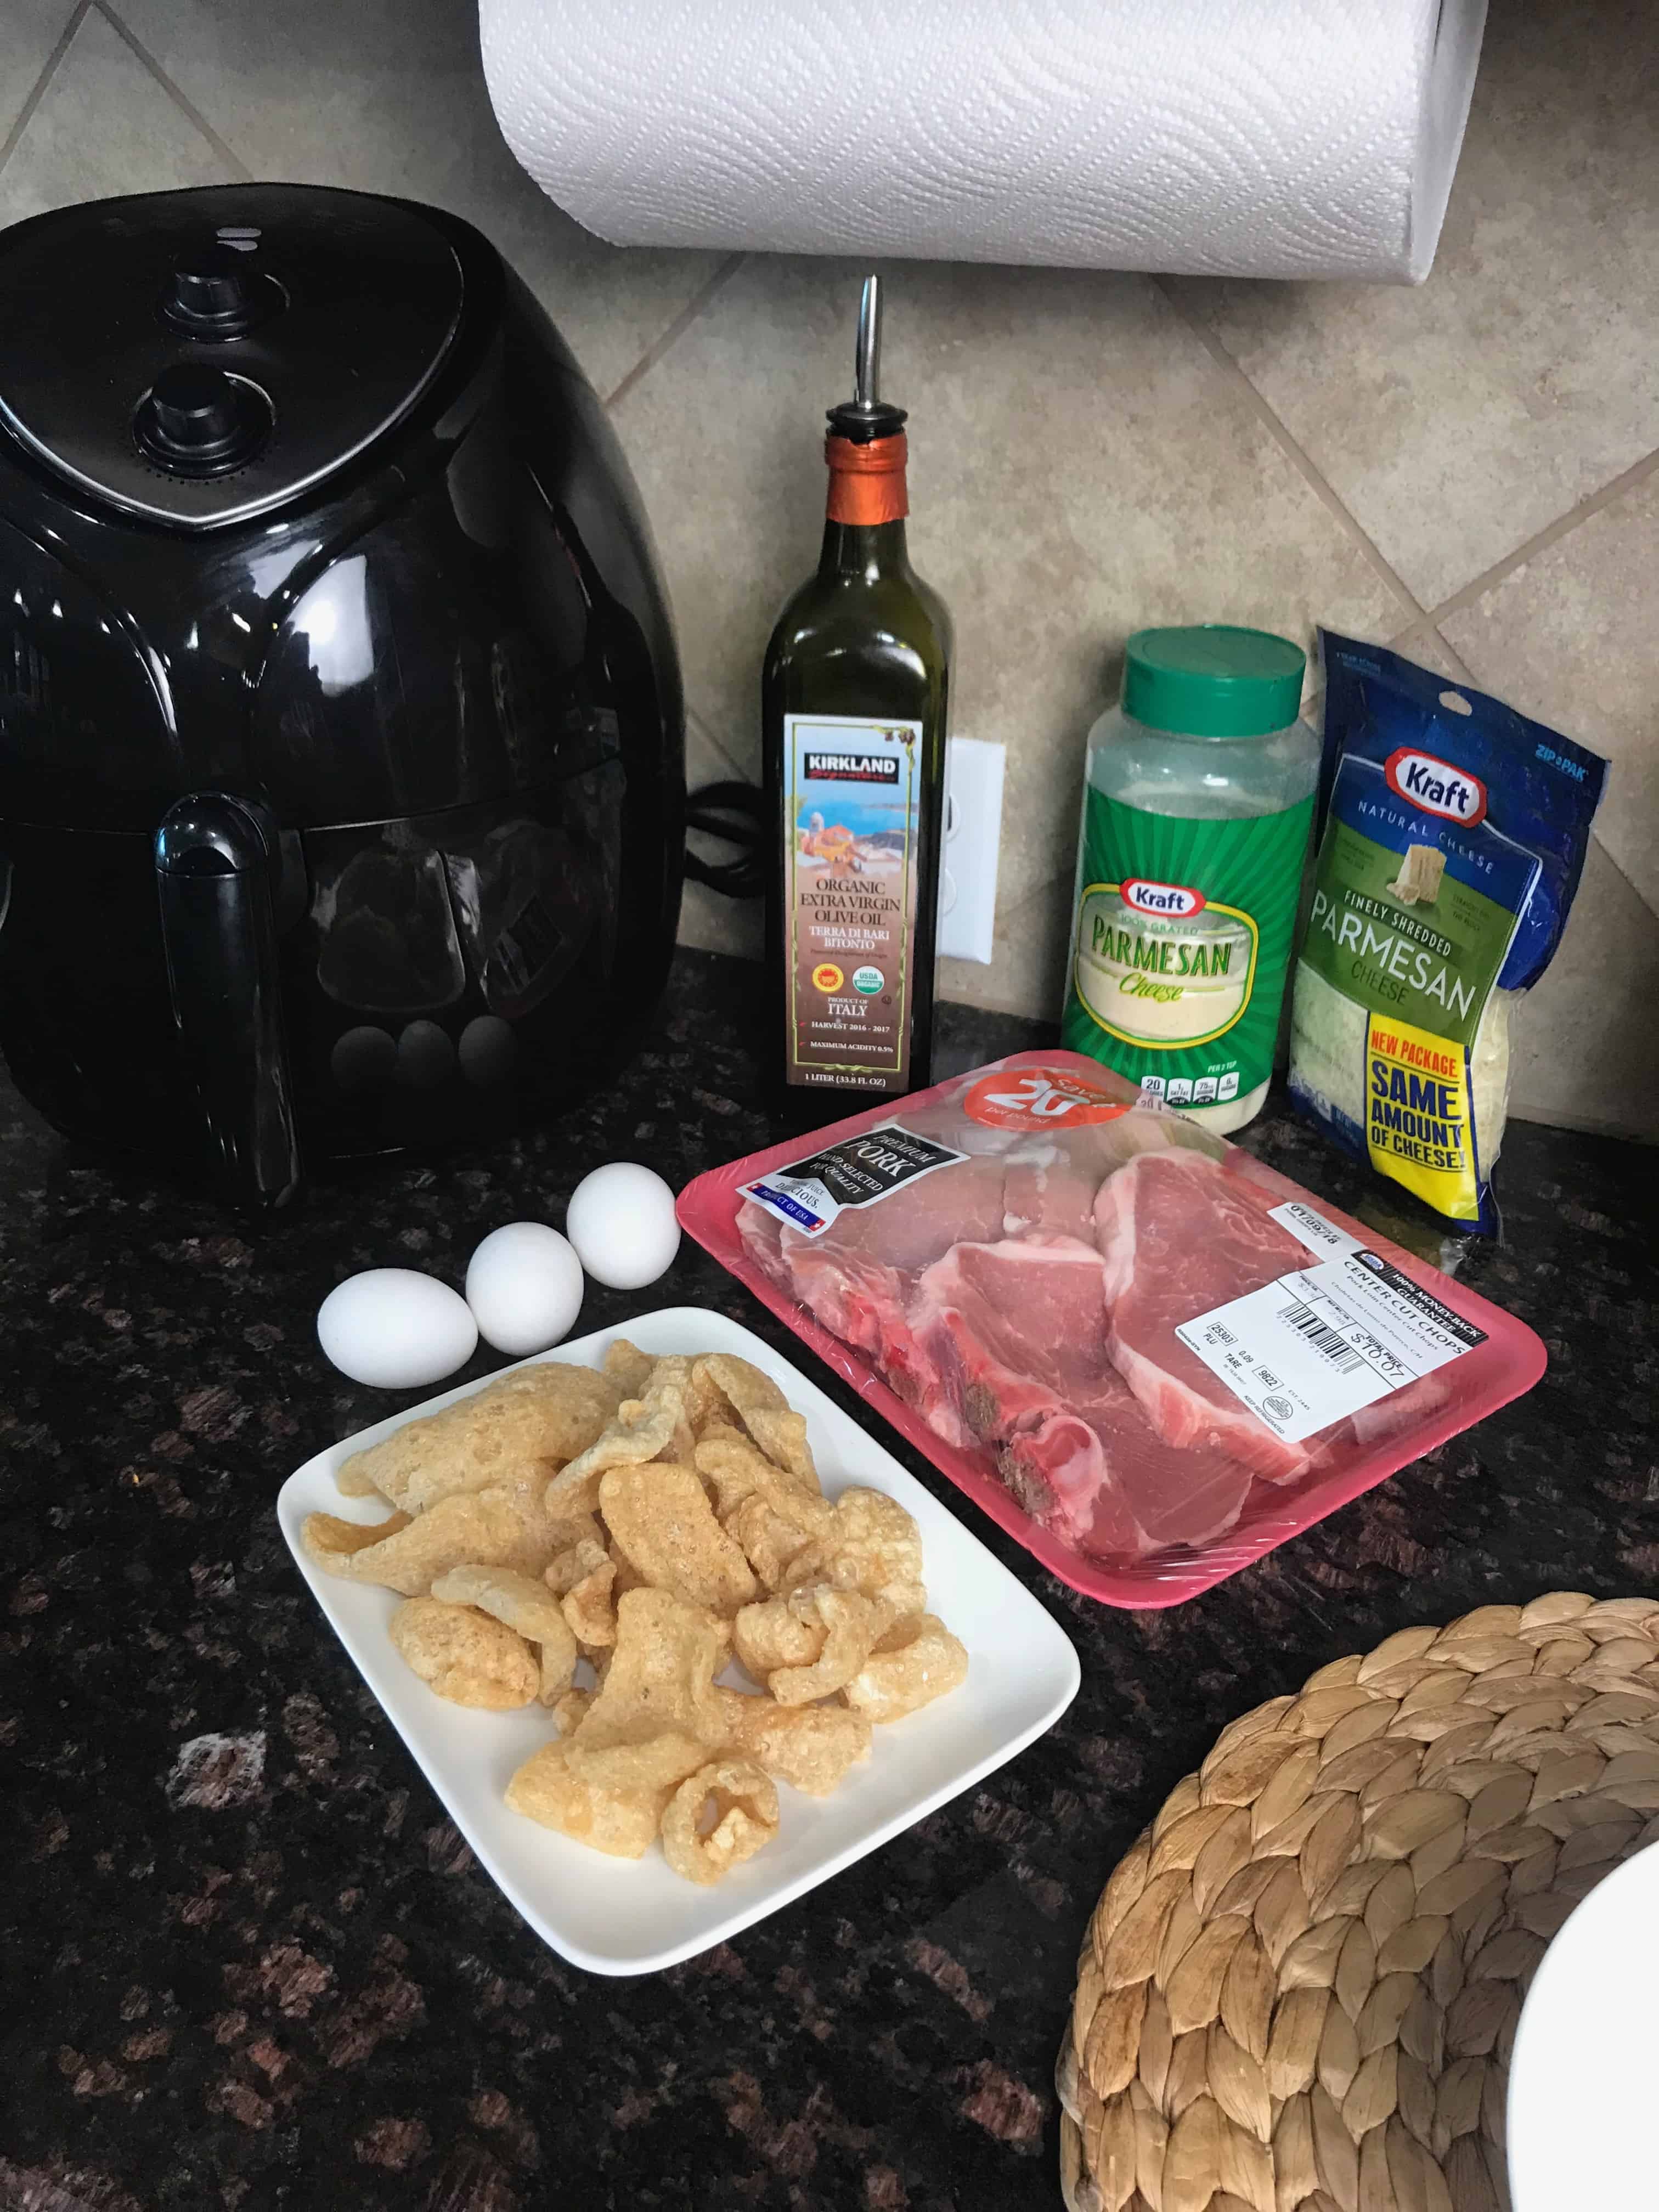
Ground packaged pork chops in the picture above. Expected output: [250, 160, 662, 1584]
[677, 1052, 1546, 1605]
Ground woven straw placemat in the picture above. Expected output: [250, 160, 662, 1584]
[1057, 1595, 1659, 2212]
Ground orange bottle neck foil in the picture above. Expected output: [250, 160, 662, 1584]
[825, 432, 909, 526]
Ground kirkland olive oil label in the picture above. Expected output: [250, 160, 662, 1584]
[1291, 747, 1539, 1223]
[1062, 787, 1313, 1109]
[785, 714, 922, 1093]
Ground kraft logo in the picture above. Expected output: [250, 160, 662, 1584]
[1121, 877, 1205, 919]
[1385, 748, 1488, 825]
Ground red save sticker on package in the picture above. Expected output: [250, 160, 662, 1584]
[961, 1064, 1132, 1131]
[678, 1050, 1546, 1609]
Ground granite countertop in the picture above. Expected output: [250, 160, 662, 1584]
[3, 947, 1654, 2211]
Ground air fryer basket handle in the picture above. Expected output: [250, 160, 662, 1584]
[154, 793, 301, 1213]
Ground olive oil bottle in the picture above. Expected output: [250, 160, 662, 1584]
[762, 277, 952, 1117]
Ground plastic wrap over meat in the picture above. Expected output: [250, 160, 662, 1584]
[679, 1053, 1547, 1606]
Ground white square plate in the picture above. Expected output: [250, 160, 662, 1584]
[278, 1307, 1080, 1976]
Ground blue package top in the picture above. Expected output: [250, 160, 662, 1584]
[1318, 634, 1607, 992]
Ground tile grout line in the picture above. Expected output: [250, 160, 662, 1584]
[1414, 443, 1659, 633]
[1382, 616, 1480, 686]
[686, 704, 749, 786]
[1152, 276, 1426, 626]
[1588, 835, 1656, 922]
[94, 0, 252, 179]
[0, 0, 92, 174]
[603, 252, 747, 411]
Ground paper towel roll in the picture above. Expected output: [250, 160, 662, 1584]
[480, 0, 1486, 283]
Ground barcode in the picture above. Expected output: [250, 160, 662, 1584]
[1280, 1299, 1364, 1374]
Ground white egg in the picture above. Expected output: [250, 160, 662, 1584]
[565, 1161, 681, 1290]
[317, 1268, 478, 1389]
[465, 1222, 585, 1356]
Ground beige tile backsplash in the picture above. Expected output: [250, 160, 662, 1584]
[1441, 472, 1659, 916]
[0, 9, 228, 221]
[2, 0, 1653, 1139]
[1172, 3, 1659, 612]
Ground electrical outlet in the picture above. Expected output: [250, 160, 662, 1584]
[936, 737, 1005, 964]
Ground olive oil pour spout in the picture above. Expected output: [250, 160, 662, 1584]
[855, 275, 881, 408]
[828, 275, 906, 443]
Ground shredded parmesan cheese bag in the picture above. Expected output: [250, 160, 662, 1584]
[1289, 635, 1607, 1232]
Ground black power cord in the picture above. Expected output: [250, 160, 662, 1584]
[685, 779, 766, 899]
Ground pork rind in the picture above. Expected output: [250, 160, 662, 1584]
[504, 1585, 734, 1855]
[505, 1730, 709, 1857]
[390, 1596, 539, 1709]
[742, 1408, 816, 1487]
[711, 1690, 872, 1797]
[545, 1534, 609, 1596]
[695, 1431, 829, 1523]
[840, 1615, 968, 1723]
[766, 1588, 889, 1706]
[574, 1585, 726, 1746]
[732, 1572, 923, 1681]
[561, 1559, 618, 1647]
[430, 1565, 578, 1703]
[543, 1358, 693, 1519]
[660, 1759, 778, 1885]
[545, 1506, 605, 1557]
[303, 1482, 557, 1595]
[695, 1345, 818, 1486]
[603, 1339, 656, 1396]
[302, 1508, 411, 1558]
[783, 1487, 924, 1602]
[732, 1593, 826, 1678]
[695, 1418, 751, 1456]
[682, 1358, 735, 1440]
[697, 1352, 788, 1422]
[337, 1362, 624, 1513]
[607, 1542, 647, 1595]
[599, 1462, 759, 1616]
[550, 1687, 593, 1737]
[724, 1493, 821, 1593]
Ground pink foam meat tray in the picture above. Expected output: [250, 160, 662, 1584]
[676, 1051, 1547, 1609]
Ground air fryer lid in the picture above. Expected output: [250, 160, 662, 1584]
[0, 185, 465, 529]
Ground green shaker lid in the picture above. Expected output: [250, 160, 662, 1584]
[1122, 624, 1306, 737]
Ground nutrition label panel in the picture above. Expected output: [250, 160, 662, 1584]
[1178, 1246, 1487, 1442]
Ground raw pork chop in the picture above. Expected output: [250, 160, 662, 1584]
[910, 1236, 1252, 1554]
[737, 1197, 790, 1291]
[782, 1235, 971, 1444]
[764, 1155, 1009, 1443]
[1001, 1109, 1184, 1241]
[1095, 1149, 1312, 1482]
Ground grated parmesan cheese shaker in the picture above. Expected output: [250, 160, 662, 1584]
[1061, 625, 1318, 1135]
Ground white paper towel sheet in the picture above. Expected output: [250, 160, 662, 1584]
[480, 0, 1486, 283]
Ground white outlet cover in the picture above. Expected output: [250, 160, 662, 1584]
[936, 737, 1004, 965]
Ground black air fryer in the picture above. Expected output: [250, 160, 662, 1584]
[0, 185, 684, 1212]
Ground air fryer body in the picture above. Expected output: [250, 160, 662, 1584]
[0, 185, 684, 1207]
